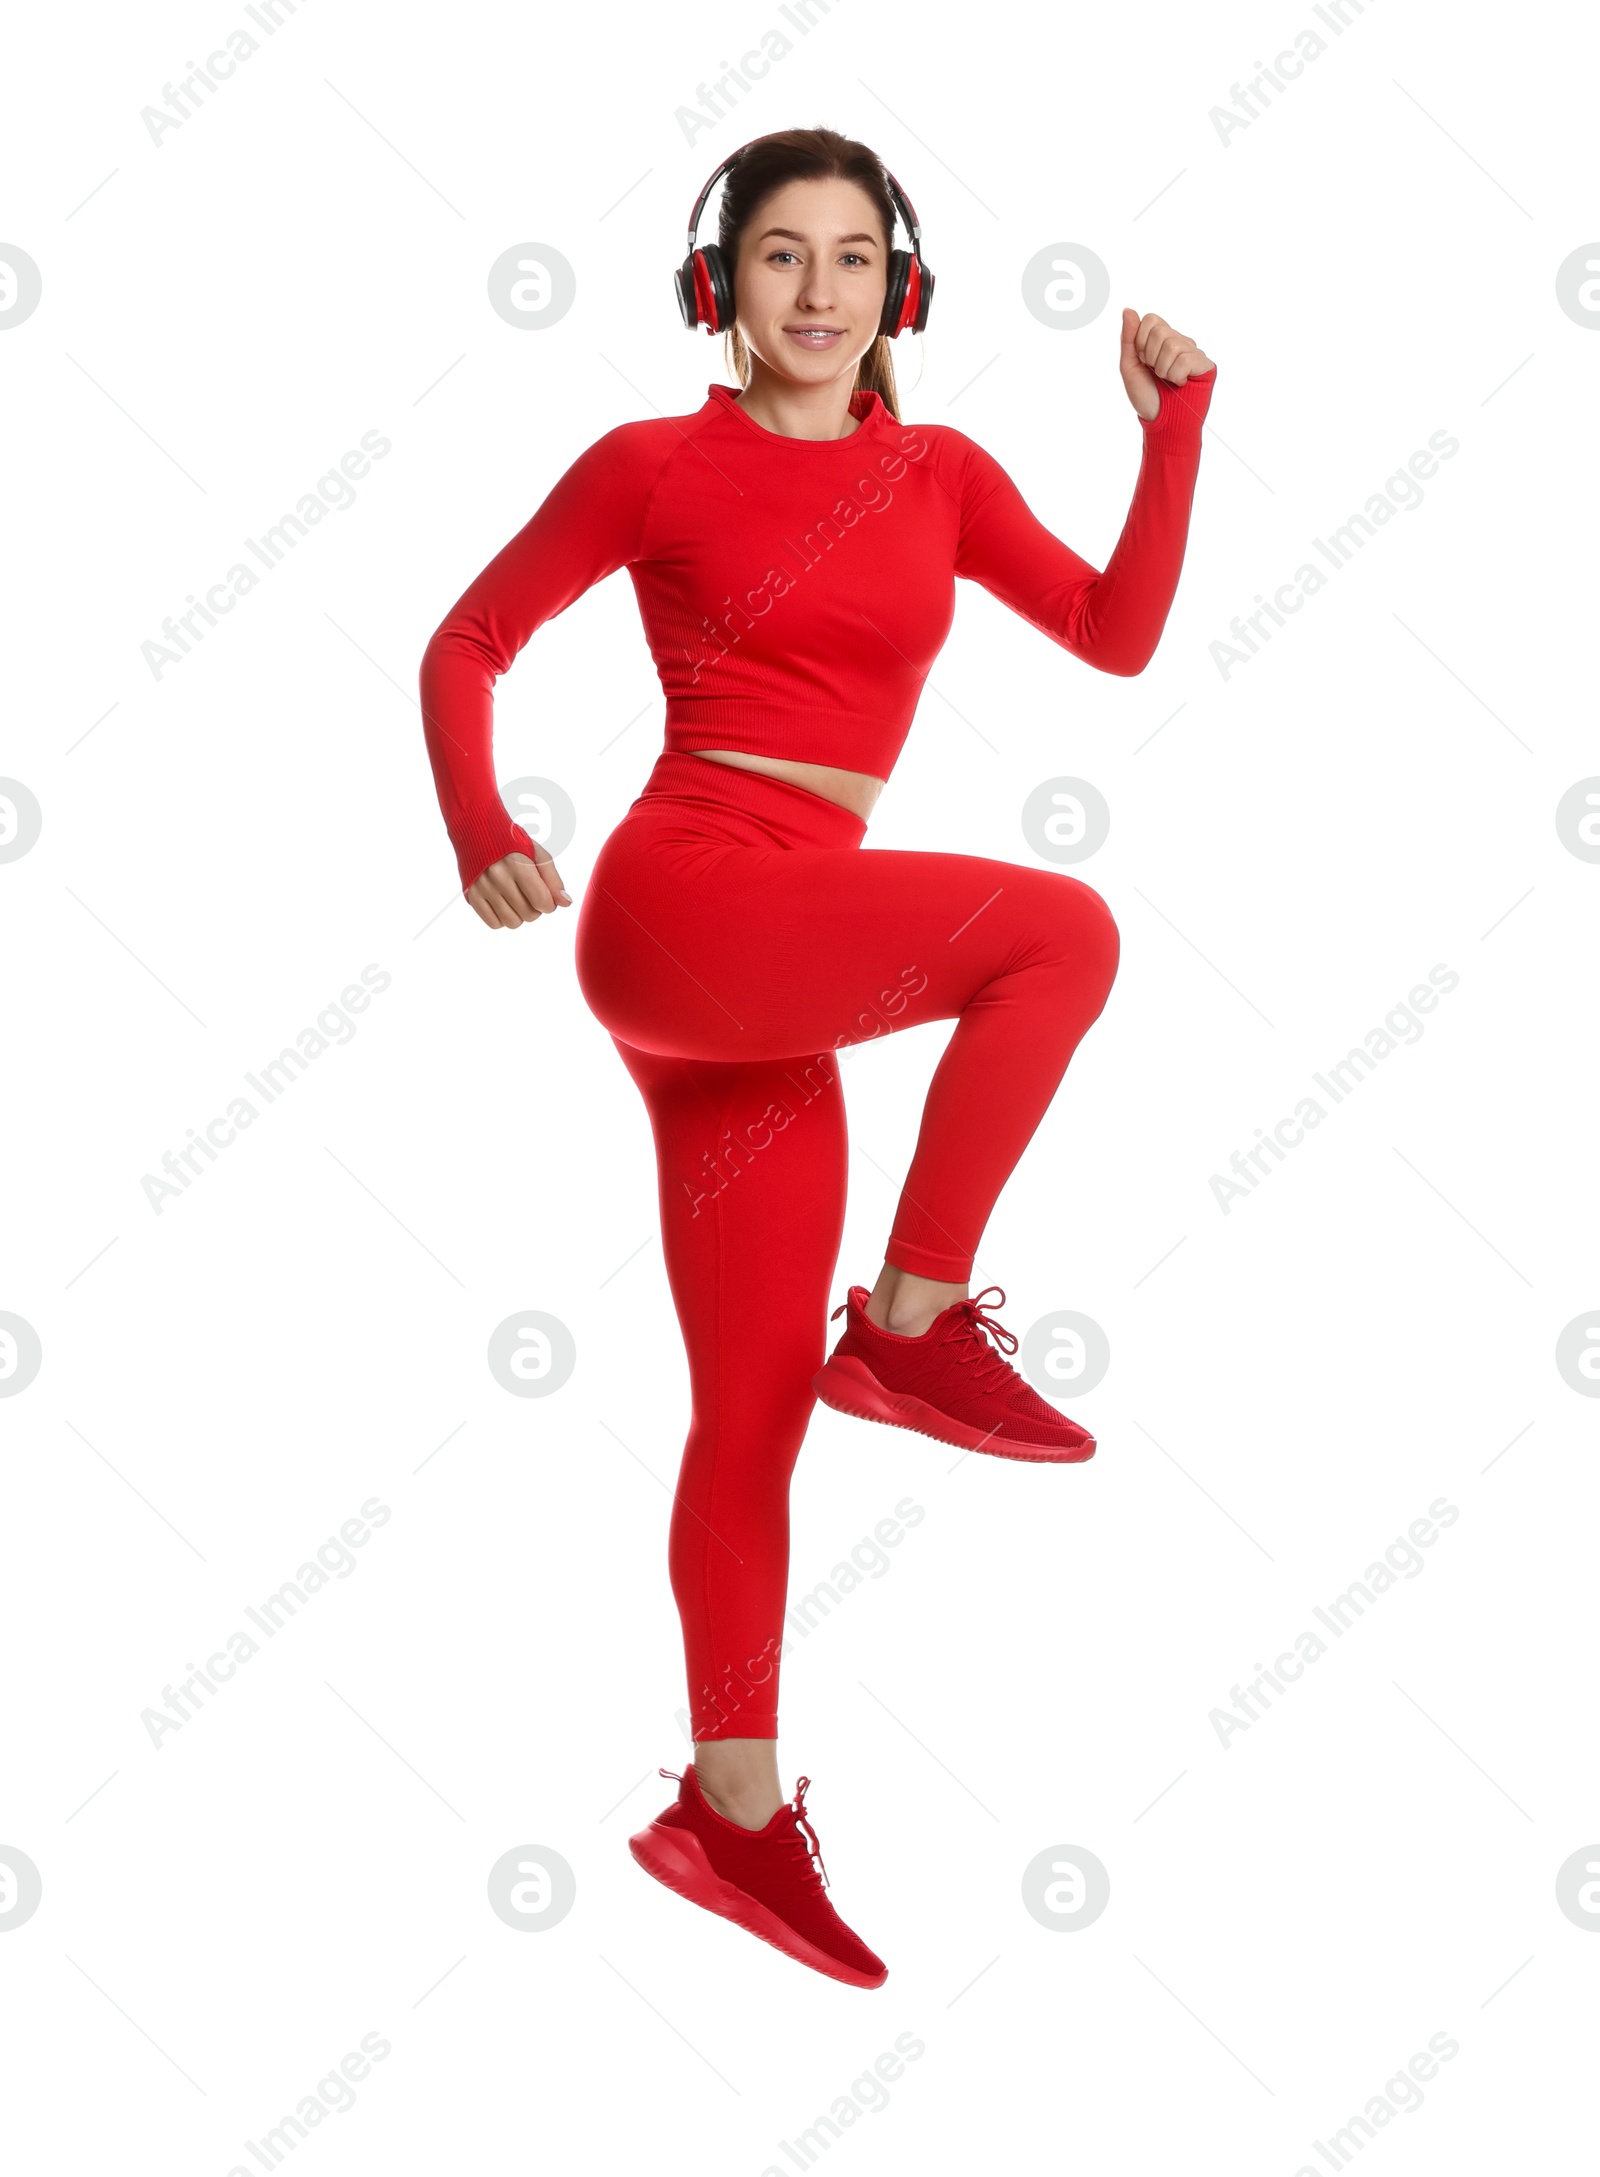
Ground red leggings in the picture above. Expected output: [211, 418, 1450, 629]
[574, 752, 1120, 1742]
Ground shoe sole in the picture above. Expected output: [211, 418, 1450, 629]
[628, 1821, 887, 1990]
[812, 1355, 1096, 1464]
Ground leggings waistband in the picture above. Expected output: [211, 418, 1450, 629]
[633, 750, 868, 851]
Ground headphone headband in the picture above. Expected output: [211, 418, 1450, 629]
[683, 139, 925, 268]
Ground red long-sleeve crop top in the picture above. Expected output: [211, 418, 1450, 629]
[419, 366, 1217, 891]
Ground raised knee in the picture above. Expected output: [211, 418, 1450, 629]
[1053, 873, 1121, 989]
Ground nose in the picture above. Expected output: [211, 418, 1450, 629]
[794, 266, 840, 313]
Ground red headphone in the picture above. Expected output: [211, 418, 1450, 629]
[674, 140, 934, 341]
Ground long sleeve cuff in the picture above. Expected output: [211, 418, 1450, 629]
[449, 805, 539, 895]
[1139, 363, 1217, 451]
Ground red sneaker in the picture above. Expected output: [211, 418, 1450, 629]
[812, 1284, 1096, 1463]
[628, 1766, 887, 1989]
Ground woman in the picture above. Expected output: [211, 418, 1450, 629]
[418, 126, 1216, 1990]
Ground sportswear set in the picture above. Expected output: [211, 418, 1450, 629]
[418, 364, 1215, 1979]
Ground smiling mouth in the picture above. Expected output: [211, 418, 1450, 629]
[785, 327, 844, 343]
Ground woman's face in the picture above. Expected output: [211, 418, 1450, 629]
[733, 176, 890, 385]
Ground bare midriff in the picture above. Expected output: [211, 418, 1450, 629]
[687, 748, 887, 822]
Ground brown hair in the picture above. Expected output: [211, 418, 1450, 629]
[714, 126, 906, 422]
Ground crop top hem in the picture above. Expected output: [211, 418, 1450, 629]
[663, 710, 896, 779]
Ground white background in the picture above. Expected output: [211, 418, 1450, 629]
[3, 1, 1597, 2170]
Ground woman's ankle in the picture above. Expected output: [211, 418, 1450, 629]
[696, 1772, 784, 1829]
[693, 1740, 784, 1830]
[865, 1264, 968, 1337]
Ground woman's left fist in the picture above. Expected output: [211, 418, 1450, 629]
[1119, 309, 1215, 422]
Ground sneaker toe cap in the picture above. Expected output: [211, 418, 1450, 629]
[1001, 1394, 1091, 1446]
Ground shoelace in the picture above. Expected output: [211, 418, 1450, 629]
[663, 1765, 830, 1888]
[943, 1287, 1022, 1395]
[788, 1774, 831, 1890]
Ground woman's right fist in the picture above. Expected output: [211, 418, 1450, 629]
[466, 846, 572, 930]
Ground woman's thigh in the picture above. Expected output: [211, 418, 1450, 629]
[609, 1036, 849, 1382]
[576, 821, 1119, 1065]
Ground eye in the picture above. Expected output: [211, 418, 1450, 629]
[841, 253, 868, 266]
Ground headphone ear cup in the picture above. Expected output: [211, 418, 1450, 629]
[897, 254, 921, 338]
[880, 249, 910, 340]
[674, 255, 700, 329]
[899, 254, 932, 335]
[911, 261, 934, 333]
[698, 242, 735, 333]
[676, 248, 727, 332]
[692, 250, 718, 330]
